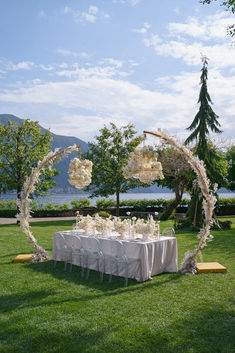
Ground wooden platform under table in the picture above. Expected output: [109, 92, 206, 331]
[197, 262, 227, 273]
[13, 254, 33, 263]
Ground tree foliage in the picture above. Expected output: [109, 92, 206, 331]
[156, 145, 192, 219]
[226, 145, 235, 190]
[84, 123, 144, 216]
[0, 119, 58, 200]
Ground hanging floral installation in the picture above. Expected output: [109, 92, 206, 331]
[123, 145, 164, 183]
[17, 145, 92, 262]
[68, 158, 93, 189]
[137, 129, 217, 274]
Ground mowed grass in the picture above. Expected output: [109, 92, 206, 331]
[0, 218, 234, 353]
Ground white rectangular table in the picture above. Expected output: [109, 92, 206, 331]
[53, 231, 178, 282]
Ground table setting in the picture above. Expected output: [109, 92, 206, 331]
[53, 213, 178, 282]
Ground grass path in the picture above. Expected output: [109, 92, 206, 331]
[0, 218, 234, 353]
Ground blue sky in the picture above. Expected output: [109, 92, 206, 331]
[0, 0, 234, 145]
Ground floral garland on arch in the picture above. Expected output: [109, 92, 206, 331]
[17, 145, 92, 262]
[126, 129, 217, 274]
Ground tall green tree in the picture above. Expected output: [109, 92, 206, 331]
[0, 119, 58, 201]
[84, 123, 143, 216]
[185, 56, 222, 164]
[185, 57, 227, 227]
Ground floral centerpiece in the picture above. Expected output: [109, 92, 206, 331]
[113, 217, 129, 237]
[134, 216, 157, 241]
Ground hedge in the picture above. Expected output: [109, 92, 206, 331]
[0, 197, 234, 217]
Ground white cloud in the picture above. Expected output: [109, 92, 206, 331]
[0, 57, 234, 141]
[130, 0, 140, 7]
[57, 48, 89, 59]
[40, 64, 54, 71]
[63, 5, 109, 24]
[142, 12, 235, 69]
[55, 60, 128, 79]
[7, 61, 35, 71]
[1, 66, 233, 135]
[112, 0, 140, 6]
[39, 10, 46, 19]
[144, 34, 235, 68]
[50, 114, 128, 141]
[133, 22, 150, 34]
[99, 58, 123, 68]
[168, 12, 233, 40]
[173, 8, 180, 15]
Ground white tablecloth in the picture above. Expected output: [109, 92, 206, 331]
[53, 231, 178, 282]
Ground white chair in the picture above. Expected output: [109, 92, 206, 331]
[81, 236, 104, 282]
[162, 227, 175, 236]
[53, 232, 71, 270]
[108, 239, 141, 286]
[69, 234, 84, 276]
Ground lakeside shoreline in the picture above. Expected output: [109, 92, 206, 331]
[0, 192, 234, 207]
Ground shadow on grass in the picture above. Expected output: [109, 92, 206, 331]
[0, 297, 234, 353]
[29, 220, 74, 228]
[208, 231, 235, 257]
[0, 290, 57, 314]
[0, 220, 74, 229]
[24, 259, 182, 294]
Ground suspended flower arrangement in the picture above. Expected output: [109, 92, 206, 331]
[123, 144, 164, 183]
[68, 158, 93, 189]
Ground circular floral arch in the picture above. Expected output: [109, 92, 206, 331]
[18, 131, 216, 273]
[143, 129, 217, 273]
[17, 145, 81, 262]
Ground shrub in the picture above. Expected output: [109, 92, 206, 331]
[96, 199, 116, 208]
[217, 197, 235, 206]
[211, 220, 232, 230]
[30, 201, 38, 211]
[71, 198, 91, 209]
[53, 203, 69, 210]
[0, 200, 17, 210]
[95, 210, 111, 218]
[0, 209, 17, 217]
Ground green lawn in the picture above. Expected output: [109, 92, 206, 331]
[0, 218, 234, 353]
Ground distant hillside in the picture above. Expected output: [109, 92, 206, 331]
[0, 114, 88, 192]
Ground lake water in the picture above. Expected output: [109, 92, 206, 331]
[0, 192, 234, 207]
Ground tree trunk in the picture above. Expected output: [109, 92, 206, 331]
[186, 188, 203, 228]
[116, 191, 120, 217]
[160, 183, 183, 220]
[16, 186, 21, 224]
[193, 197, 198, 227]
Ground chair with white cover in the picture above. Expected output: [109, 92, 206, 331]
[162, 227, 175, 236]
[108, 239, 141, 287]
[53, 232, 71, 270]
[81, 235, 104, 282]
[69, 234, 85, 277]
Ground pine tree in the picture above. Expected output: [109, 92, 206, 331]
[185, 56, 224, 227]
[185, 56, 222, 162]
